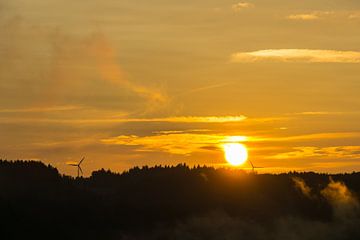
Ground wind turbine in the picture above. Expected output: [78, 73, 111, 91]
[67, 157, 85, 177]
[248, 159, 263, 173]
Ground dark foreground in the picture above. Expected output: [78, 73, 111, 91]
[0, 160, 360, 240]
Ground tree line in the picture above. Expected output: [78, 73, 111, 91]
[0, 160, 359, 240]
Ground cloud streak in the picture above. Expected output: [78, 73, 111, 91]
[0, 115, 247, 124]
[251, 132, 360, 144]
[349, 13, 360, 19]
[232, 2, 254, 12]
[231, 49, 360, 63]
[287, 11, 333, 21]
[272, 146, 360, 160]
[102, 134, 247, 155]
[287, 14, 320, 20]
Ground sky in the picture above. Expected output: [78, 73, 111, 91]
[1, 0, 360, 175]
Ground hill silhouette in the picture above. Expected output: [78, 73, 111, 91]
[1, 160, 360, 240]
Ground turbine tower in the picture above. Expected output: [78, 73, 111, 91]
[248, 159, 263, 173]
[67, 157, 85, 177]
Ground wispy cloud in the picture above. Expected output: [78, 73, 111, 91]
[287, 14, 320, 21]
[146, 116, 247, 123]
[231, 49, 360, 63]
[0, 115, 247, 124]
[178, 82, 234, 97]
[89, 35, 167, 104]
[290, 111, 345, 116]
[287, 11, 333, 21]
[153, 129, 211, 135]
[102, 134, 247, 155]
[349, 13, 360, 19]
[251, 132, 360, 144]
[232, 2, 254, 12]
[272, 146, 360, 160]
[287, 11, 360, 21]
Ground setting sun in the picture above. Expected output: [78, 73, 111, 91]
[223, 143, 248, 166]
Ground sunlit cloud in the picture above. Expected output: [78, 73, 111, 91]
[153, 129, 211, 135]
[349, 13, 360, 19]
[290, 111, 345, 116]
[271, 146, 360, 160]
[287, 11, 333, 21]
[1, 0, 360, 176]
[287, 11, 334, 21]
[252, 132, 360, 143]
[149, 116, 247, 123]
[232, 2, 254, 12]
[231, 49, 360, 63]
[0, 115, 247, 124]
[102, 134, 248, 155]
[287, 11, 360, 21]
[287, 14, 319, 21]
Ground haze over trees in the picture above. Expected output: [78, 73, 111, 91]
[1, 160, 359, 240]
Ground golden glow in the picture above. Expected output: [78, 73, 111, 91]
[223, 143, 248, 166]
[223, 136, 248, 142]
[231, 49, 360, 63]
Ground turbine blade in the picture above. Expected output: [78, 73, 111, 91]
[249, 159, 254, 169]
[79, 166, 83, 175]
[79, 157, 85, 165]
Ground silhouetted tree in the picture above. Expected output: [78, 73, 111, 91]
[0, 160, 359, 239]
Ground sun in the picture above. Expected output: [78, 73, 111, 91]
[223, 143, 248, 166]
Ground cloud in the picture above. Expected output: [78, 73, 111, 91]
[0, 115, 247, 124]
[349, 13, 360, 19]
[88, 34, 167, 104]
[231, 49, 360, 63]
[0, 13, 167, 110]
[101, 134, 247, 155]
[287, 11, 360, 21]
[287, 11, 333, 21]
[272, 146, 360, 160]
[178, 82, 234, 97]
[252, 132, 360, 144]
[232, 2, 254, 12]
[145, 116, 247, 123]
[290, 111, 345, 116]
[153, 129, 211, 135]
[287, 14, 320, 21]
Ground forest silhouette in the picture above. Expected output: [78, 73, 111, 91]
[1, 160, 360, 240]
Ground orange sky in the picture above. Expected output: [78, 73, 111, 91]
[1, 0, 360, 175]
